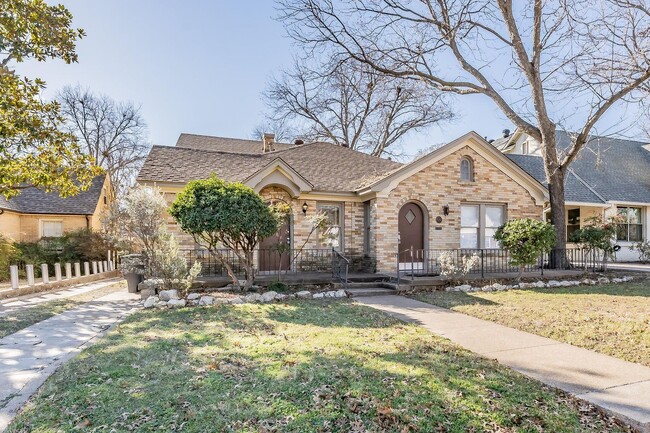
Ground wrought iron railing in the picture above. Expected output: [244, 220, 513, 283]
[332, 248, 350, 290]
[396, 247, 606, 282]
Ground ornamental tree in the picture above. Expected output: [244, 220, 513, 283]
[1, 0, 99, 199]
[169, 176, 278, 291]
[569, 215, 621, 270]
[494, 218, 556, 280]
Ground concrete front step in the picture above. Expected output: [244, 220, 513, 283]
[345, 281, 393, 289]
[346, 287, 396, 297]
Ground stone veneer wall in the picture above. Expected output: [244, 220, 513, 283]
[372, 146, 543, 273]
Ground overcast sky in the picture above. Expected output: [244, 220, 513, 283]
[15, 1, 641, 158]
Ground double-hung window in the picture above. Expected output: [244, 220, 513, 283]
[317, 203, 342, 249]
[616, 207, 643, 242]
[41, 220, 64, 238]
[460, 204, 505, 249]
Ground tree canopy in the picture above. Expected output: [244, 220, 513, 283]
[0, 0, 99, 199]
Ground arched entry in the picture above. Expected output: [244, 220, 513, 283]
[258, 199, 291, 272]
[398, 202, 425, 264]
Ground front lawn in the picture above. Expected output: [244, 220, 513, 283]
[415, 281, 650, 367]
[9, 301, 630, 432]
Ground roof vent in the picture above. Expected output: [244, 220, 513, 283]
[294, 139, 304, 145]
[262, 133, 275, 153]
[341, 142, 349, 148]
[502, 128, 511, 138]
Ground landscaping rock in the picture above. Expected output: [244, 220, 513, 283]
[229, 297, 244, 304]
[143, 296, 158, 308]
[458, 284, 472, 292]
[622, 276, 634, 282]
[313, 292, 325, 299]
[295, 290, 312, 299]
[243, 293, 263, 303]
[275, 293, 288, 301]
[187, 293, 201, 301]
[533, 281, 546, 288]
[155, 301, 168, 308]
[261, 291, 277, 302]
[167, 299, 186, 308]
[334, 290, 347, 298]
[199, 296, 215, 306]
[598, 277, 610, 284]
[547, 280, 562, 287]
[611, 277, 623, 283]
[159, 289, 180, 301]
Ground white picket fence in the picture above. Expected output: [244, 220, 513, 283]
[8, 259, 114, 290]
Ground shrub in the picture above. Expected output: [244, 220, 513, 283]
[169, 175, 278, 291]
[438, 251, 479, 283]
[569, 215, 621, 269]
[267, 281, 289, 292]
[632, 240, 650, 263]
[151, 234, 201, 295]
[0, 235, 16, 281]
[494, 218, 556, 280]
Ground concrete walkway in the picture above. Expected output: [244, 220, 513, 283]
[0, 278, 123, 317]
[356, 295, 650, 432]
[0, 288, 140, 431]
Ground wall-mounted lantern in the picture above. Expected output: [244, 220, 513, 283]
[443, 204, 450, 216]
[302, 202, 308, 214]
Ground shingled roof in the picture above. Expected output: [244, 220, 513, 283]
[0, 175, 107, 215]
[506, 131, 650, 204]
[138, 136, 402, 192]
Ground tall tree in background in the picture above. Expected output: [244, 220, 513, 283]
[278, 0, 650, 249]
[0, 0, 99, 199]
[58, 86, 150, 196]
[262, 59, 454, 158]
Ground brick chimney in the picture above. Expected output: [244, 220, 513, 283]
[262, 133, 275, 153]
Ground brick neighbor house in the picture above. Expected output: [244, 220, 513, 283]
[137, 132, 548, 274]
[0, 175, 111, 243]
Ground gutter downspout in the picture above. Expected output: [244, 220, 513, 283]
[85, 214, 91, 230]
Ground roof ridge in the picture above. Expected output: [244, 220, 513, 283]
[152, 144, 267, 158]
[177, 132, 295, 147]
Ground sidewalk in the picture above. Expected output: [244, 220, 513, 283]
[356, 295, 650, 432]
[0, 278, 123, 317]
[0, 288, 140, 431]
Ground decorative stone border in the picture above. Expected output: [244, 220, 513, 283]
[143, 288, 348, 309]
[445, 276, 634, 293]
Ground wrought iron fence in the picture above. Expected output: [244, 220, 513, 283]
[332, 248, 350, 289]
[396, 247, 606, 281]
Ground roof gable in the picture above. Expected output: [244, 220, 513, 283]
[244, 158, 314, 197]
[362, 132, 548, 204]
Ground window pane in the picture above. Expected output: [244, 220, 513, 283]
[460, 159, 470, 180]
[461, 206, 479, 227]
[460, 228, 478, 248]
[567, 208, 580, 225]
[42, 221, 63, 237]
[318, 204, 341, 248]
[484, 228, 499, 248]
[485, 206, 504, 228]
[628, 207, 642, 224]
[617, 207, 628, 219]
[616, 224, 628, 241]
[630, 224, 643, 242]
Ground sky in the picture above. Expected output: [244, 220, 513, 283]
[13, 0, 516, 157]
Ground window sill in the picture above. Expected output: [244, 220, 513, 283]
[457, 180, 476, 185]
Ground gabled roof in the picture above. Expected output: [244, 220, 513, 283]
[138, 137, 402, 192]
[505, 130, 650, 204]
[0, 175, 107, 215]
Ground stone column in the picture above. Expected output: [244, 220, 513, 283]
[65, 263, 72, 280]
[74, 262, 81, 278]
[98, 261, 104, 273]
[10, 265, 19, 289]
[26, 264, 35, 286]
[84, 262, 90, 276]
[92, 261, 98, 274]
[41, 264, 49, 284]
[54, 263, 62, 281]
[103, 261, 108, 272]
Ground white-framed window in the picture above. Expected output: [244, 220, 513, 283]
[41, 220, 64, 238]
[616, 206, 643, 242]
[567, 208, 581, 239]
[317, 203, 342, 249]
[460, 157, 474, 182]
[522, 141, 529, 155]
[460, 204, 505, 249]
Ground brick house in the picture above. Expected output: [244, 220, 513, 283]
[493, 129, 650, 261]
[137, 132, 548, 274]
[0, 175, 111, 243]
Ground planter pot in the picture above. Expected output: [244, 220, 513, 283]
[124, 272, 144, 293]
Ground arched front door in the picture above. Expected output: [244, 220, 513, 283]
[398, 202, 424, 263]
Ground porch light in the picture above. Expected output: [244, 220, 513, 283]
[443, 204, 450, 216]
[302, 202, 308, 214]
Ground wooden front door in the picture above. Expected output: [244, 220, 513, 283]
[258, 215, 291, 272]
[398, 203, 424, 263]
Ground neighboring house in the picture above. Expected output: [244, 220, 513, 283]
[137, 132, 547, 274]
[493, 129, 650, 261]
[0, 175, 111, 243]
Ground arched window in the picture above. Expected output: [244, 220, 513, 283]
[460, 157, 474, 181]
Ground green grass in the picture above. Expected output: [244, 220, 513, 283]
[415, 281, 650, 367]
[0, 281, 125, 338]
[8, 301, 631, 432]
